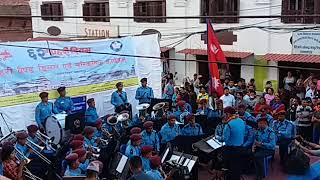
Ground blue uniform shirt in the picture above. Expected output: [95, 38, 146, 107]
[239, 111, 256, 122]
[242, 125, 255, 148]
[94, 129, 103, 139]
[64, 167, 83, 176]
[125, 144, 141, 158]
[173, 110, 189, 124]
[79, 159, 90, 172]
[54, 96, 74, 114]
[146, 169, 164, 180]
[0, 163, 3, 176]
[111, 91, 128, 108]
[141, 130, 160, 152]
[84, 137, 97, 149]
[135, 86, 154, 104]
[160, 123, 180, 144]
[141, 157, 151, 172]
[207, 109, 224, 119]
[196, 108, 210, 116]
[85, 107, 99, 124]
[256, 114, 274, 125]
[223, 118, 245, 146]
[15, 143, 30, 158]
[215, 123, 225, 141]
[181, 123, 203, 136]
[272, 119, 296, 140]
[255, 127, 276, 150]
[35, 102, 58, 126]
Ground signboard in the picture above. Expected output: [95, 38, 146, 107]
[0, 37, 138, 107]
[83, 25, 119, 38]
[71, 96, 87, 114]
[292, 31, 320, 55]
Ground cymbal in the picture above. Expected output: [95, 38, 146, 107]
[153, 102, 165, 111]
[136, 103, 150, 110]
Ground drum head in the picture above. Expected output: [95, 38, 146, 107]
[45, 116, 63, 145]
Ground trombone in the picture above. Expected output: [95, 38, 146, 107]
[26, 139, 51, 165]
[15, 148, 42, 180]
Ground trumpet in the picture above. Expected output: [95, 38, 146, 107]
[100, 138, 109, 145]
[26, 139, 51, 165]
[36, 131, 53, 143]
[15, 149, 43, 180]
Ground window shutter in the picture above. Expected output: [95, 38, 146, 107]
[89, 4, 95, 21]
[282, 0, 289, 23]
[83, 4, 89, 21]
[315, 0, 320, 23]
[40, 4, 49, 20]
[133, 3, 141, 22]
[105, 2, 110, 22]
[161, 1, 166, 23]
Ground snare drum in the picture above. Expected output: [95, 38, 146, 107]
[44, 114, 67, 145]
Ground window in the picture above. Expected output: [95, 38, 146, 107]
[282, 0, 320, 24]
[200, 0, 240, 23]
[83, 1, 110, 22]
[41, 2, 63, 21]
[134, 0, 166, 23]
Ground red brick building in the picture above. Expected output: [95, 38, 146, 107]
[0, 0, 32, 42]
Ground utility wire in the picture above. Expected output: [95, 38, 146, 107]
[0, 42, 319, 71]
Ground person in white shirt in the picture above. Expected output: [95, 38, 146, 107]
[305, 82, 317, 99]
[220, 87, 235, 108]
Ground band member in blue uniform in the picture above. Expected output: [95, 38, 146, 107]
[140, 145, 153, 172]
[35, 92, 59, 130]
[111, 82, 132, 115]
[272, 110, 296, 165]
[237, 104, 256, 122]
[159, 115, 181, 145]
[85, 98, 99, 126]
[94, 119, 104, 139]
[242, 123, 255, 149]
[135, 78, 154, 104]
[125, 134, 142, 158]
[215, 117, 227, 142]
[54, 87, 74, 114]
[196, 99, 210, 116]
[181, 114, 203, 136]
[146, 156, 164, 180]
[131, 108, 151, 127]
[15, 131, 32, 158]
[256, 105, 274, 125]
[173, 101, 190, 124]
[253, 117, 276, 180]
[141, 121, 160, 152]
[222, 107, 246, 180]
[73, 148, 89, 174]
[83, 127, 100, 150]
[27, 125, 41, 146]
[64, 153, 84, 176]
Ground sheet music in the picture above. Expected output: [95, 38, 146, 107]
[206, 138, 224, 149]
[169, 155, 180, 164]
[116, 155, 128, 173]
[186, 160, 196, 172]
[161, 148, 170, 163]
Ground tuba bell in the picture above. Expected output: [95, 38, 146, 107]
[153, 102, 166, 111]
[117, 112, 131, 129]
[107, 115, 118, 126]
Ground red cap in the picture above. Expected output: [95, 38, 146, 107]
[130, 127, 142, 135]
[177, 101, 186, 107]
[73, 148, 86, 158]
[70, 140, 84, 150]
[65, 153, 78, 162]
[27, 125, 38, 133]
[84, 126, 95, 135]
[130, 134, 142, 141]
[143, 121, 154, 129]
[276, 109, 286, 115]
[186, 114, 195, 122]
[95, 119, 103, 126]
[141, 145, 153, 155]
[149, 155, 161, 167]
[224, 107, 236, 114]
[16, 131, 28, 139]
[72, 134, 84, 141]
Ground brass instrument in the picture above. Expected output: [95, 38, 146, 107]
[107, 115, 118, 126]
[26, 139, 51, 165]
[15, 148, 43, 180]
[117, 112, 130, 129]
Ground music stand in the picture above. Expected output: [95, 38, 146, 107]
[108, 153, 130, 180]
[65, 112, 85, 134]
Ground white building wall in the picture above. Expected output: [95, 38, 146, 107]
[29, 0, 311, 83]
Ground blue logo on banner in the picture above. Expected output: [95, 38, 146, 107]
[71, 96, 87, 113]
[110, 41, 123, 52]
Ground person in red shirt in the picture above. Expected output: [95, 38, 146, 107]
[1, 142, 25, 180]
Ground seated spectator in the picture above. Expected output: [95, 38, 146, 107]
[254, 97, 270, 115]
[270, 94, 286, 115]
[197, 86, 209, 103]
[264, 88, 275, 105]
[235, 91, 248, 107]
[220, 87, 235, 108]
[247, 90, 259, 113]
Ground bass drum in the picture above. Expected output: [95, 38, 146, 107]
[44, 114, 68, 145]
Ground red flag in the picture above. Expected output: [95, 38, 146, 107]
[207, 20, 226, 97]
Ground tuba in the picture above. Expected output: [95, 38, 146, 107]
[107, 115, 118, 126]
[117, 112, 130, 129]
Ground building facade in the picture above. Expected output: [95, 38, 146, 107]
[0, 0, 33, 41]
[29, 0, 320, 91]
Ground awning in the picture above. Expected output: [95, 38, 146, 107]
[176, 48, 253, 59]
[160, 47, 173, 53]
[264, 53, 320, 63]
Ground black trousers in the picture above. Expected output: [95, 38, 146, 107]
[277, 138, 292, 165]
[223, 146, 243, 180]
[253, 148, 275, 178]
[297, 126, 313, 141]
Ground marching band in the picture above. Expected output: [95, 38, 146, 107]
[0, 77, 303, 180]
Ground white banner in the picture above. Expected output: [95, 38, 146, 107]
[292, 31, 320, 55]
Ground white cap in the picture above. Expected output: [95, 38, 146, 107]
[87, 162, 99, 173]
